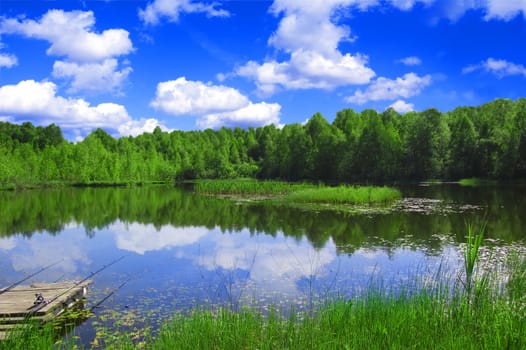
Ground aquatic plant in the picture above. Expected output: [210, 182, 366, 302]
[195, 180, 401, 205]
[463, 222, 485, 295]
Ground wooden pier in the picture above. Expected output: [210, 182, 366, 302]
[0, 280, 91, 340]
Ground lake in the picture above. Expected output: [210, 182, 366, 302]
[1, 184, 525, 345]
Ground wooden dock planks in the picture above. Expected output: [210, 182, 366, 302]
[0, 280, 91, 340]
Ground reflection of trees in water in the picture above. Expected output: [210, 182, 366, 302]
[0, 185, 525, 253]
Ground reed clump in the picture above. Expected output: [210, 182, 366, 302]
[195, 180, 401, 205]
[285, 186, 401, 205]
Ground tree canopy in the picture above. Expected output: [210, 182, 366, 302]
[1, 98, 525, 187]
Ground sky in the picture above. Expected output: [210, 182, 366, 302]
[0, 0, 525, 140]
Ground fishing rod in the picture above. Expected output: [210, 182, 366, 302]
[89, 277, 131, 312]
[0, 259, 63, 295]
[28, 254, 127, 313]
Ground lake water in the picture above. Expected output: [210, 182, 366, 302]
[0, 184, 525, 344]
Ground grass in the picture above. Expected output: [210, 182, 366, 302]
[194, 179, 316, 196]
[463, 222, 486, 294]
[194, 179, 402, 205]
[458, 178, 498, 187]
[285, 186, 401, 205]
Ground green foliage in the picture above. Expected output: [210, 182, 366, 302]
[284, 185, 401, 205]
[1, 98, 526, 188]
[194, 179, 315, 196]
[463, 223, 485, 294]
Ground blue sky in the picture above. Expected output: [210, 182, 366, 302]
[0, 0, 525, 140]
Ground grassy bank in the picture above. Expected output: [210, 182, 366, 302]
[194, 179, 401, 205]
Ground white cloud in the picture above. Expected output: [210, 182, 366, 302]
[234, 0, 377, 95]
[484, 0, 526, 20]
[0, 80, 129, 132]
[0, 10, 133, 62]
[151, 77, 249, 115]
[388, 0, 434, 10]
[117, 118, 170, 137]
[151, 77, 282, 128]
[397, 56, 422, 66]
[234, 0, 434, 95]
[347, 73, 432, 104]
[197, 102, 281, 129]
[139, 0, 230, 25]
[439, 0, 526, 21]
[0, 53, 17, 68]
[237, 51, 374, 95]
[463, 58, 526, 78]
[52, 59, 132, 94]
[388, 99, 415, 113]
[0, 10, 133, 94]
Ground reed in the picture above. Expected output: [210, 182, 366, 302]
[285, 186, 401, 205]
[194, 179, 315, 196]
[463, 222, 485, 294]
[195, 180, 401, 205]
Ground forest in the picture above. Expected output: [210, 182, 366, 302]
[1, 98, 525, 187]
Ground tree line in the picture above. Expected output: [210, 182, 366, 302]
[1, 98, 525, 186]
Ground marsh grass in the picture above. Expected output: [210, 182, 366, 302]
[194, 179, 315, 196]
[195, 180, 401, 205]
[463, 222, 486, 295]
[119, 271, 525, 350]
[285, 186, 401, 205]
[458, 178, 497, 186]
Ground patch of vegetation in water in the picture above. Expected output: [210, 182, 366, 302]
[194, 180, 402, 213]
[458, 178, 498, 187]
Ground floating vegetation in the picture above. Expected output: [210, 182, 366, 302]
[393, 198, 482, 214]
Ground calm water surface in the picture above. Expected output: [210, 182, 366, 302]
[0, 184, 525, 344]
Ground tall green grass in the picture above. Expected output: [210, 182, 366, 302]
[194, 179, 315, 196]
[194, 180, 401, 205]
[463, 222, 485, 294]
[285, 186, 401, 205]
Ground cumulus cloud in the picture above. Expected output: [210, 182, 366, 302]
[197, 102, 281, 129]
[234, 0, 378, 95]
[0, 80, 165, 137]
[388, 99, 415, 113]
[117, 118, 170, 137]
[139, 0, 230, 25]
[439, 0, 526, 21]
[237, 51, 374, 95]
[234, 0, 434, 95]
[388, 0, 434, 10]
[397, 56, 422, 66]
[151, 77, 281, 128]
[0, 10, 133, 94]
[346, 73, 432, 104]
[0, 10, 133, 62]
[151, 77, 249, 115]
[463, 58, 526, 78]
[52, 59, 132, 94]
[0, 53, 17, 68]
